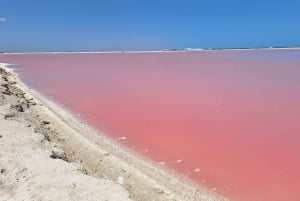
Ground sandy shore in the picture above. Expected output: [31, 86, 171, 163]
[0, 63, 228, 201]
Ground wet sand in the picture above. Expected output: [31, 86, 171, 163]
[0, 64, 226, 201]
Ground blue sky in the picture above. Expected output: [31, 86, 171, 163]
[0, 0, 299, 52]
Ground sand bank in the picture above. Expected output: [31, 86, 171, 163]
[0, 63, 227, 201]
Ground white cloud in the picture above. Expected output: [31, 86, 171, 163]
[0, 17, 7, 22]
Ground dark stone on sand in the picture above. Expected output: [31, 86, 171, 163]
[42, 120, 50, 125]
[50, 150, 68, 162]
[11, 103, 24, 112]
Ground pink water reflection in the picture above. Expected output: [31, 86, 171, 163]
[1, 50, 300, 201]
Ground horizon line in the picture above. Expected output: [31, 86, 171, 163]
[1, 46, 300, 54]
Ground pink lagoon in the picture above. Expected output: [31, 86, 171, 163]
[1, 49, 300, 201]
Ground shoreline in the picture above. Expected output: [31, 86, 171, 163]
[1, 46, 300, 54]
[0, 63, 228, 201]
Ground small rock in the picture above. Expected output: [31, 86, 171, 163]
[11, 103, 24, 112]
[50, 149, 68, 162]
[42, 120, 50, 125]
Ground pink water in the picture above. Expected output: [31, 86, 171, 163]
[1, 50, 300, 201]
